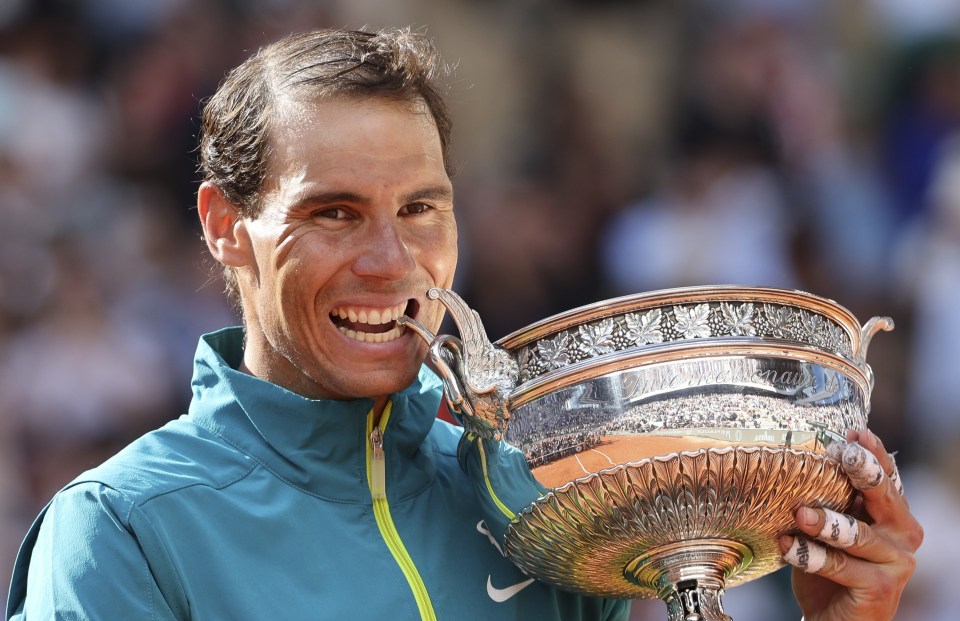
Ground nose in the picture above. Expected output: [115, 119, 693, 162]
[352, 219, 416, 281]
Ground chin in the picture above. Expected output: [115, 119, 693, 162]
[343, 365, 423, 401]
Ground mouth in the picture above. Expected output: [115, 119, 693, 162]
[329, 299, 420, 343]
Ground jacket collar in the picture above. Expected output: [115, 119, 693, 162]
[187, 327, 444, 503]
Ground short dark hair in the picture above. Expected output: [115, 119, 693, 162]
[198, 27, 453, 304]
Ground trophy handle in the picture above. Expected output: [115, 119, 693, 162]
[854, 316, 894, 389]
[856, 316, 894, 363]
[399, 289, 520, 440]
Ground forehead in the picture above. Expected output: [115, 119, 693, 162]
[258, 96, 449, 207]
[268, 94, 443, 167]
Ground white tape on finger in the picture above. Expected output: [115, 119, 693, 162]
[888, 452, 905, 496]
[818, 508, 859, 549]
[841, 443, 884, 490]
[826, 439, 845, 463]
[784, 537, 827, 574]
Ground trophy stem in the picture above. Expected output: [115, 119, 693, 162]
[663, 579, 731, 621]
[623, 539, 751, 621]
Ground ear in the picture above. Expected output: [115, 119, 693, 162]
[197, 182, 250, 267]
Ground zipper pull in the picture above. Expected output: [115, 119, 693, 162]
[370, 426, 386, 500]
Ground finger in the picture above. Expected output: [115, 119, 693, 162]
[781, 535, 827, 574]
[780, 535, 882, 589]
[887, 452, 905, 496]
[840, 440, 885, 490]
[811, 507, 859, 549]
[839, 441, 905, 524]
[849, 429, 903, 495]
[794, 506, 894, 564]
[840, 438, 910, 521]
[833, 435, 923, 551]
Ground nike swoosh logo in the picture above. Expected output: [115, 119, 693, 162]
[476, 520, 504, 556]
[486, 575, 535, 603]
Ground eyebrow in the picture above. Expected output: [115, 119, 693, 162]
[294, 185, 454, 209]
[403, 185, 454, 204]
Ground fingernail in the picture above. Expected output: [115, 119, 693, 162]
[861, 428, 876, 449]
[778, 535, 793, 554]
[798, 506, 819, 527]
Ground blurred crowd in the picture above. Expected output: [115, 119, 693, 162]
[1, 0, 957, 618]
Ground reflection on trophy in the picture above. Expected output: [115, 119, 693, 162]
[401, 286, 893, 621]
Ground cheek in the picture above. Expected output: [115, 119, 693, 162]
[421, 222, 459, 284]
[267, 258, 320, 325]
[275, 233, 337, 291]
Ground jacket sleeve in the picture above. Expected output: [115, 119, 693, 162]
[6, 482, 182, 621]
[456, 432, 546, 547]
[457, 433, 634, 621]
[602, 598, 633, 621]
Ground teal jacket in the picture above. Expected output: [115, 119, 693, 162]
[6, 328, 629, 620]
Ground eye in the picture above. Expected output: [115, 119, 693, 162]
[400, 202, 431, 216]
[312, 207, 351, 220]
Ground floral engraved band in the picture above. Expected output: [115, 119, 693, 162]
[514, 301, 854, 384]
[403, 285, 894, 621]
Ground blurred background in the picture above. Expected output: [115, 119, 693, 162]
[0, 0, 957, 618]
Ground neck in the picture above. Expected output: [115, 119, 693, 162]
[237, 357, 391, 423]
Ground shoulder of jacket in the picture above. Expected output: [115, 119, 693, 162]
[67, 417, 258, 507]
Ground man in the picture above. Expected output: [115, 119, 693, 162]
[6, 28, 920, 620]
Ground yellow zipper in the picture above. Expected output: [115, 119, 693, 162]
[366, 403, 437, 621]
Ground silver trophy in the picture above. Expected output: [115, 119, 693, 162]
[400, 286, 892, 621]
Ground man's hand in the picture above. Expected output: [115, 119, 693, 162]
[779, 429, 923, 621]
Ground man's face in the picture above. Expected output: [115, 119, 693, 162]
[236, 95, 457, 401]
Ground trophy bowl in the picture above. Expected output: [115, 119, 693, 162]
[400, 285, 892, 621]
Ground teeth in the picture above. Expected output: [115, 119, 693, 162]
[331, 302, 407, 326]
[337, 325, 405, 343]
[330, 302, 410, 343]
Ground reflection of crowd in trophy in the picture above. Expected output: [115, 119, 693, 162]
[605, 392, 862, 435]
[524, 431, 604, 468]
[507, 396, 615, 447]
[513, 391, 867, 467]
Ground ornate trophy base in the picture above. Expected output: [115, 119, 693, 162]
[626, 540, 749, 621]
[503, 447, 856, 618]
